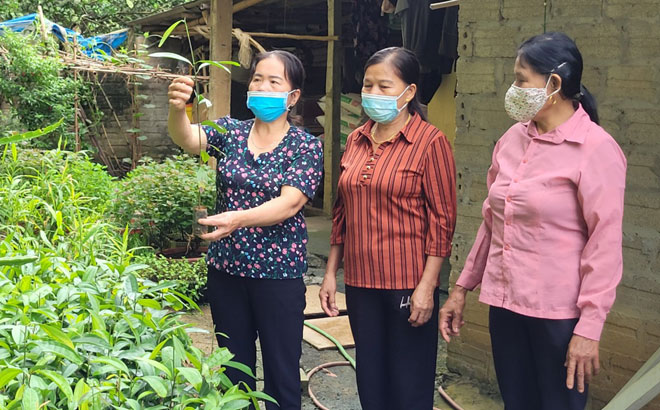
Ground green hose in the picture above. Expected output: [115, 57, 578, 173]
[304, 320, 356, 369]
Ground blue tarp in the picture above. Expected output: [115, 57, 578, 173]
[0, 13, 127, 59]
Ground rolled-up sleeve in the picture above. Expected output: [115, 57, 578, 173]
[422, 134, 457, 257]
[573, 138, 627, 341]
[456, 140, 501, 290]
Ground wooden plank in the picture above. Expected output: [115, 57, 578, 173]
[303, 316, 354, 350]
[603, 359, 660, 410]
[304, 285, 347, 317]
[609, 346, 660, 404]
[209, 0, 232, 119]
[322, 0, 342, 214]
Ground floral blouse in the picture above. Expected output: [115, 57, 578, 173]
[202, 116, 323, 280]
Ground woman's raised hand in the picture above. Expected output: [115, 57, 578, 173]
[168, 76, 194, 112]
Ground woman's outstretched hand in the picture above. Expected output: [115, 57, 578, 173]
[198, 211, 241, 241]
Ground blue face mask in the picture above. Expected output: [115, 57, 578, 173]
[246, 90, 296, 123]
[361, 86, 410, 124]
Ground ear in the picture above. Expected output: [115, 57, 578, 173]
[288, 89, 301, 108]
[405, 83, 417, 103]
[549, 73, 562, 93]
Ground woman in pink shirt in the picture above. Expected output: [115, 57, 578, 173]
[439, 32, 626, 410]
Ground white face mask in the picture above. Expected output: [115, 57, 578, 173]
[504, 75, 560, 122]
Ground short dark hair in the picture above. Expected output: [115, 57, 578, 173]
[364, 47, 427, 121]
[518, 32, 599, 124]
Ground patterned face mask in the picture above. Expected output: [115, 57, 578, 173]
[504, 76, 560, 123]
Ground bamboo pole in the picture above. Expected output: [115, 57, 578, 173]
[430, 0, 460, 10]
[73, 36, 80, 152]
[37, 5, 48, 43]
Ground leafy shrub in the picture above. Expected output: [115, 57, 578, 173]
[0, 31, 88, 150]
[0, 147, 115, 213]
[111, 155, 216, 250]
[0, 248, 274, 409]
[134, 252, 208, 303]
[0, 141, 273, 409]
[0, 147, 118, 261]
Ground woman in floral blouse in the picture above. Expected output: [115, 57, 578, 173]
[167, 50, 323, 410]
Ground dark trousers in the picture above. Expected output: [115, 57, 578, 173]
[489, 306, 588, 410]
[345, 285, 440, 410]
[206, 267, 306, 410]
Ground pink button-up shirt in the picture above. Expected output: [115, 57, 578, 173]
[456, 106, 627, 341]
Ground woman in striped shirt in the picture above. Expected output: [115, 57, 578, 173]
[319, 47, 457, 410]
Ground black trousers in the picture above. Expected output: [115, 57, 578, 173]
[207, 267, 306, 410]
[345, 285, 440, 410]
[489, 306, 588, 410]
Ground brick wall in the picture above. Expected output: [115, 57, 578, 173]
[95, 74, 179, 164]
[449, 1, 660, 408]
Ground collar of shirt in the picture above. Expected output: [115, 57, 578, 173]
[525, 104, 590, 145]
[354, 112, 422, 145]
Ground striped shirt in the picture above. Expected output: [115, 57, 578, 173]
[330, 112, 457, 289]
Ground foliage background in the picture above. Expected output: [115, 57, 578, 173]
[0, 32, 88, 150]
[0, 0, 188, 34]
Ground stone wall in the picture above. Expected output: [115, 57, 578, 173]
[448, 1, 660, 408]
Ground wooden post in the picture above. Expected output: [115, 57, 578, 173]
[209, 0, 232, 119]
[73, 36, 80, 152]
[37, 5, 48, 44]
[323, 0, 342, 214]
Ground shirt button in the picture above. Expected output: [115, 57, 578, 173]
[367, 166, 371, 170]
[513, 178, 519, 183]
[505, 220, 512, 226]
[506, 196, 512, 202]
[370, 157, 375, 161]
[363, 175, 368, 179]
[504, 244, 511, 251]
[522, 159, 528, 164]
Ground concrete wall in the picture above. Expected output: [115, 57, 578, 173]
[448, 1, 660, 408]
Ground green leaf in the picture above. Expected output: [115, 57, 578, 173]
[245, 390, 278, 405]
[137, 135, 148, 141]
[197, 60, 238, 74]
[158, 20, 185, 47]
[0, 255, 38, 266]
[0, 119, 64, 145]
[149, 52, 192, 66]
[36, 370, 74, 403]
[219, 398, 251, 410]
[0, 368, 22, 389]
[200, 150, 210, 163]
[135, 357, 172, 378]
[39, 341, 83, 365]
[176, 367, 202, 390]
[137, 298, 161, 310]
[21, 387, 39, 410]
[40, 324, 75, 350]
[141, 376, 168, 398]
[224, 361, 256, 379]
[126, 0, 135, 8]
[73, 379, 90, 407]
[200, 120, 227, 135]
[126, 128, 141, 133]
[91, 357, 130, 375]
